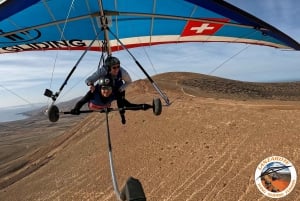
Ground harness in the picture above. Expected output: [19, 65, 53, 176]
[110, 70, 124, 93]
[88, 85, 115, 110]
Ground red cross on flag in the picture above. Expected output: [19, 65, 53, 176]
[181, 19, 229, 36]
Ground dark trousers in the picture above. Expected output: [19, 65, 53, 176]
[116, 90, 126, 115]
[74, 91, 93, 110]
[75, 90, 144, 112]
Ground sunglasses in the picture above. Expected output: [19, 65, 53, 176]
[111, 65, 120, 70]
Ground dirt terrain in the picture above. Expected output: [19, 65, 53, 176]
[1, 72, 300, 201]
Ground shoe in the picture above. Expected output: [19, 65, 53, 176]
[121, 114, 126, 124]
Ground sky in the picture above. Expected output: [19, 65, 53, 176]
[0, 1, 300, 108]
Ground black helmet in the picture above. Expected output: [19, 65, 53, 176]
[105, 56, 120, 68]
[98, 77, 113, 88]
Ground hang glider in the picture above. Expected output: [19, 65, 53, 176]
[0, 0, 300, 54]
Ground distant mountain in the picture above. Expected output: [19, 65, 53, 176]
[10, 71, 300, 121]
[22, 96, 85, 117]
[153, 72, 300, 101]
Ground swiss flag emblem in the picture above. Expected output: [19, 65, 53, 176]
[181, 19, 229, 36]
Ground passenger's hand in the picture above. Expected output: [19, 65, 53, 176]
[119, 85, 126, 92]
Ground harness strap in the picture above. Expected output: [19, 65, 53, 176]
[88, 102, 111, 110]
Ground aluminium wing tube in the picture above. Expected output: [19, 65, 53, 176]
[104, 109, 121, 200]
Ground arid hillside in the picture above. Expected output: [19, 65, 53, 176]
[1, 72, 300, 201]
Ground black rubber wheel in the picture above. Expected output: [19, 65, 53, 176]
[48, 105, 59, 122]
[152, 98, 162, 116]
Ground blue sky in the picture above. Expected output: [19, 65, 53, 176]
[0, 1, 300, 108]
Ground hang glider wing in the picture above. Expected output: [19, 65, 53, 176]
[0, 0, 299, 54]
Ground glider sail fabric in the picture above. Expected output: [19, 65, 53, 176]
[0, 0, 299, 54]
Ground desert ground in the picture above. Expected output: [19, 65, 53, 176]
[1, 72, 300, 201]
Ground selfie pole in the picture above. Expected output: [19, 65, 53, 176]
[103, 108, 121, 199]
[103, 108, 146, 201]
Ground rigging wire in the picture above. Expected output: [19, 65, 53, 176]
[128, 0, 158, 76]
[137, 44, 158, 76]
[43, 0, 76, 104]
[108, 28, 170, 105]
[55, 1, 109, 103]
[57, 42, 107, 102]
[48, 31, 102, 102]
[56, 65, 98, 102]
[0, 84, 35, 107]
[121, 62, 142, 80]
[208, 29, 260, 75]
[144, 0, 158, 75]
[208, 44, 250, 75]
[47, 0, 107, 104]
[85, 0, 103, 49]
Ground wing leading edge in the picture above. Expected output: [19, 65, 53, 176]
[0, 0, 299, 54]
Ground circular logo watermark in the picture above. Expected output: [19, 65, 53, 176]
[255, 156, 297, 198]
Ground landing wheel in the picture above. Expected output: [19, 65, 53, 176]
[153, 98, 162, 116]
[48, 105, 59, 122]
